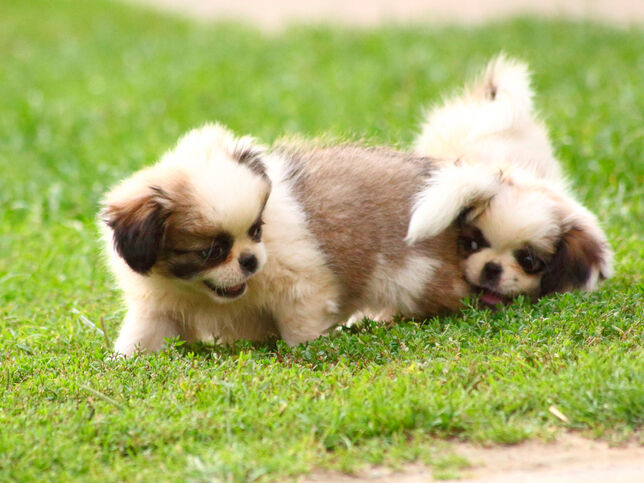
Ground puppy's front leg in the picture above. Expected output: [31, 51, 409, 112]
[274, 298, 340, 346]
[113, 309, 194, 356]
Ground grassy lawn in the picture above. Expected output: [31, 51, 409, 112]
[1, 0, 642, 480]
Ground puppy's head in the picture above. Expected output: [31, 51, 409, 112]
[455, 178, 613, 306]
[101, 124, 271, 303]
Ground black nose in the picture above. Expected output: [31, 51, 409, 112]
[239, 253, 258, 274]
[481, 262, 502, 284]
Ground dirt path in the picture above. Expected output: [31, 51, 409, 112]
[129, 0, 644, 29]
[307, 434, 644, 482]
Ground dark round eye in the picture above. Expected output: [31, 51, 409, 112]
[199, 243, 225, 261]
[516, 249, 544, 274]
[249, 221, 263, 242]
[458, 236, 480, 254]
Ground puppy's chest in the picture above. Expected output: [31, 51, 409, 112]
[189, 295, 277, 339]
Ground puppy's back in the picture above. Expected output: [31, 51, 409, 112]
[274, 144, 445, 308]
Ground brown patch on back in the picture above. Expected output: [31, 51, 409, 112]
[415, 226, 469, 314]
[277, 144, 461, 313]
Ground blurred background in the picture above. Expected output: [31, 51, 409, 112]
[131, 0, 644, 28]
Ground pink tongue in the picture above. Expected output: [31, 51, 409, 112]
[481, 290, 504, 306]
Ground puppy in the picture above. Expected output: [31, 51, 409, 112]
[101, 125, 470, 355]
[407, 55, 613, 306]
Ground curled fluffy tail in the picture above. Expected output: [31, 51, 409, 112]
[414, 54, 535, 156]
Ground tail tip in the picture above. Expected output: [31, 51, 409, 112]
[479, 53, 532, 102]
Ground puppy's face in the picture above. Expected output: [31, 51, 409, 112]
[102, 125, 271, 303]
[154, 186, 268, 302]
[457, 184, 611, 307]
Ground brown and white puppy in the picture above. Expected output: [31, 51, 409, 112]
[101, 125, 469, 355]
[407, 55, 613, 306]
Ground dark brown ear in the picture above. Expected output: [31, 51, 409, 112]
[102, 186, 170, 274]
[540, 226, 606, 295]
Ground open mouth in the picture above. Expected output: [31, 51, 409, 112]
[476, 287, 512, 307]
[203, 280, 247, 299]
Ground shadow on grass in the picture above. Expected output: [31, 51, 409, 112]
[108, 284, 635, 372]
[168, 294, 550, 368]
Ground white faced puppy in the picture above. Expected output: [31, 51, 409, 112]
[101, 125, 469, 355]
[407, 55, 612, 306]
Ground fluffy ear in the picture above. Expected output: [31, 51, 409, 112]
[101, 186, 171, 274]
[540, 206, 613, 295]
[406, 164, 502, 244]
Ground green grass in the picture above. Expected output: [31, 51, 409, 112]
[1, 0, 643, 481]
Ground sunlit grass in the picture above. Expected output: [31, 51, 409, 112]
[0, 0, 642, 480]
